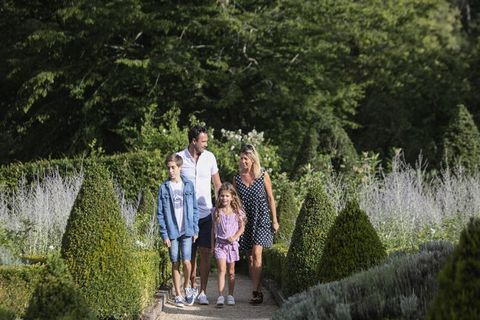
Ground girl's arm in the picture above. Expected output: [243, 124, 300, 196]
[264, 172, 279, 233]
[228, 212, 246, 243]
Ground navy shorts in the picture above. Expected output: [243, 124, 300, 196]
[193, 214, 213, 249]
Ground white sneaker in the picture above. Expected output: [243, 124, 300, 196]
[174, 295, 185, 308]
[216, 295, 225, 308]
[198, 292, 209, 305]
[185, 288, 195, 306]
[227, 295, 235, 305]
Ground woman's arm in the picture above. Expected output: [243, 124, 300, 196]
[264, 172, 279, 233]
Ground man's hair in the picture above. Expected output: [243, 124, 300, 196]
[188, 125, 208, 143]
[164, 154, 183, 167]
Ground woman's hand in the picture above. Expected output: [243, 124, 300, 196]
[272, 221, 280, 233]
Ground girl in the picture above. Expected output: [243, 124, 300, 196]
[211, 182, 246, 307]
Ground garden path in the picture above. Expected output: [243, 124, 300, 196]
[159, 273, 278, 320]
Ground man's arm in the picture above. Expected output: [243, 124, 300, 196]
[212, 172, 222, 198]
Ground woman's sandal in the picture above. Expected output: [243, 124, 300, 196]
[249, 291, 263, 304]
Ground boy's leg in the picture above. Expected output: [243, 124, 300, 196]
[227, 262, 235, 296]
[180, 236, 193, 290]
[169, 238, 182, 298]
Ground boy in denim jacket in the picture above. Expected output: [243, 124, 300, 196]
[157, 154, 199, 307]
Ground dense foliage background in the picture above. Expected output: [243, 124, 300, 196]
[1, 0, 480, 170]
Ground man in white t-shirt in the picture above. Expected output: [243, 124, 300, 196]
[177, 125, 221, 305]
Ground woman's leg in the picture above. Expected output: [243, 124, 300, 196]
[227, 262, 236, 295]
[250, 245, 263, 292]
[217, 258, 227, 296]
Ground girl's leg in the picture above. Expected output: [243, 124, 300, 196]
[172, 262, 182, 296]
[217, 258, 227, 296]
[227, 262, 236, 295]
[251, 245, 263, 292]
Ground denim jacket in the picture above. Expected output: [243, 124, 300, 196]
[157, 177, 199, 241]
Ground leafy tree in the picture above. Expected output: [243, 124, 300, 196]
[440, 104, 480, 171]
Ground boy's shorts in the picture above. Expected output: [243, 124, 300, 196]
[169, 235, 192, 263]
[193, 214, 213, 250]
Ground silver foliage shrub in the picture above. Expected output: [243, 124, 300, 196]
[272, 241, 453, 320]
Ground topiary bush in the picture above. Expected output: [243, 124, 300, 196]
[273, 241, 454, 320]
[317, 200, 386, 283]
[282, 181, 336, 297]
[274, 184, 299, 245]
[426, 217, 480, 319]
[24, 254, 94, 320]
[440, 104, 480, 171]
[134, 189, 159, 249]
[61, 162, 142, 319]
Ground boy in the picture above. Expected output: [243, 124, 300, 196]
[157, 154, 199, 307]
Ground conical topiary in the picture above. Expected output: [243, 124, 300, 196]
[61, 162, 141, 319]
[317, 200, 386, 283]
[317, 121, 357, 171]
[440, 104, 480, 171]
[291, 126, 320, 179]
[426, 217, 480, 319]
[274, 184, 299, 245]
[24, 254, 95, 320]
[282, 181, 336, 297]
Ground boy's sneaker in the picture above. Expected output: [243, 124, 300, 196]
[198, 292, 209, 305]
[185, 288, 195, 306]
[174, 296, 185, 308]
[216, 296, 225, 308]
[227, 295, 235, 306]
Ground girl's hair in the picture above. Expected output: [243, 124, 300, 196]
[214, 182, 245, 223]
[239, 144, 262, 179]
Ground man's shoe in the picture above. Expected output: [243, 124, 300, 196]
[174, 295, 185, 308]
[198, 292, 209, 305]
[216, 295, 225, 308]
[227, 295, 235, 306]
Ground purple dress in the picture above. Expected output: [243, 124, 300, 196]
[213, 209, 244, 263]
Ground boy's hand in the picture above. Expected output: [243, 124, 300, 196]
[163, 239, 171, 248]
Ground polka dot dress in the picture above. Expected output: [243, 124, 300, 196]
[235, 171, 273, 251]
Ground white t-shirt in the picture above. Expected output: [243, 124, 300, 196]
[169, 180, 185, 235]
[177, 148, 219, 219]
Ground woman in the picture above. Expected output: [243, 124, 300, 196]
[233, 144, 280, 304]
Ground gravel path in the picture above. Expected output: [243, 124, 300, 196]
[159, 273, 279, 320]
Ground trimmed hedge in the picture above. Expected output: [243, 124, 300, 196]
[273, 241, 454, 320]
[274, 184, 299, 245]
[263, 243, 289, 285]
[427, 217, 480, 319]
[317, 200, 386, 283]
[282, 181, 336, 297]
[61, 162, 142, 318]
[0, 150, 165, 199]
[0, 264, 44, 318]
[24, 254, 94, 320]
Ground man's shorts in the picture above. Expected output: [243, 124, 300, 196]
[193, 214, 213, 249]
[168, 235, 192, 263]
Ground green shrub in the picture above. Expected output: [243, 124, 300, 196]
[426, 217, 480, 319]
[440, 104, 480, 171]
[282, 181, 336, 297]
[263, 243, 289, 285]
[61, 162, 142, 319]
[24, 254, 94, 320]
[274, 184, 299, 245]
[317, 200, 386, 283]
[0, 264, 44, 318]
[273, 241, 454, 320]
[133, 250, 161, 310]
[291, 127, 321, 179]
[0, 150, 165, 199]
[157, 246, 171, 287]
[134, 189, 159, 249]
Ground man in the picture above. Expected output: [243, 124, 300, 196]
[177, 125, 222, 305]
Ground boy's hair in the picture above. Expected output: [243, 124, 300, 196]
[188, 125, 208, 143]
[164, 154, 183, 167]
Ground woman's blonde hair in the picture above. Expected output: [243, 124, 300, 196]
[239, 144, 262, 179]
[214, 182, 245, 223]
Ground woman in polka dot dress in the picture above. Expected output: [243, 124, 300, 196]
[233, 144, 280, 304]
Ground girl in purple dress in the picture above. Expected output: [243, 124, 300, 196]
[211, 182, 246, 307]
